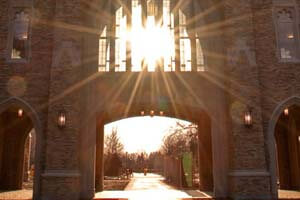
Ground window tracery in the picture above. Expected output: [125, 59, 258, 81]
[98, 0, 206, 72]
[274, 1, 300, 62]
[11, 10, 30, 60]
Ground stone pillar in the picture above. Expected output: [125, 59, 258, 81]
[40, 1, 83, 199]
[23, 133, 32, 182]
[197, 114, 213, 191]
[95, 116, 105, 192]
[225, 0, 273, 199]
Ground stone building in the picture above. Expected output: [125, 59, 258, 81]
[0, 0, 300, 200]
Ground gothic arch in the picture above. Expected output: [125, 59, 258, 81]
[79, 1, 228, 198]
[0, 97, 43, 200]
[267, 96, 300, 198]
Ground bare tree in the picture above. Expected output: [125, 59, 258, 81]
[104, 128, 124, 156]
[161, 122, 197, 157]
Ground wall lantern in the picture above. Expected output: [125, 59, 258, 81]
[58, 111, 66, 128]
[150, 110, 155, 117]
[284, 108, 289, 116]
[159, 111, 164, 116]
[18, 109, 23, 117]
[287, 34, 294, 39]
[244, 109, 253, 128]
[298, 136, 300, 143]
[140, 111, 145, 116]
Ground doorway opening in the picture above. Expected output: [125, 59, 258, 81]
[0, 106, 36, 199]
[95, 113, 214, 199]
[275, 105, 300, 194]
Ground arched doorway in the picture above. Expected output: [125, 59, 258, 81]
[0, 106, 34, 190]
[268, 97, 300, 198]
[275, 105, 300, 190]
[94, 107, 214, 195]
[0, 98, 42, 200]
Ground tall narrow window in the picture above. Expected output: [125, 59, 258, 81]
[275, 7, 299, 61]
[163, 0, 175, 72]
[131, 0, 143, 71]
[179, 10, 192, 71]
[11, 10, 30, 60]
[115, 7, 127, 72]
[99, 26, 110, 72]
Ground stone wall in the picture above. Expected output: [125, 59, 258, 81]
[0, 0, 299, 199]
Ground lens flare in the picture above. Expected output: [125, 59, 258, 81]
[130, 17, 174, 72]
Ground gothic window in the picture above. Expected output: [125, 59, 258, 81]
[10, 10, 30, 60]
[98, 0, 205, 72]
[131, 0, 143, 72]
[115, 7, 127, 72]
[179, 9, 192, 72]
[162, 0, 175, 72]
[98, 27, 110, 72]
[275, 7, 299, 61]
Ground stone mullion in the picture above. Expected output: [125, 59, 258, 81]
[189, 4, 197, 72]
[126, 0, 132, 72]
[155, 0, 163, 25]
[173, 2, 181, 72]
[141, 0, 147, 28]
[109, 5, 116, 73]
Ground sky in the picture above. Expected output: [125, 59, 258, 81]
[104, 116, 191, 154]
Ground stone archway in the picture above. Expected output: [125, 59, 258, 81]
[94, 103, 214, 193]
[79, 1, 228, 199]
[267, 96, 300, 198]
[0, 97, 43, 200]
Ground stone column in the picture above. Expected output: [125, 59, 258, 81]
[40, 1, 83, 199]
[225, 1, 273, 198]
[23, 133, 32, 182]
[95, 116, 105, 192]
[197, 114, 213, 191]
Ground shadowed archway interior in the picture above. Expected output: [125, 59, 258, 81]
[275, 105, 300, 191]
[0, 106, 33, 190]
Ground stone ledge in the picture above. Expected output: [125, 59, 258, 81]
[41, 170, 81, 178]
[228, 170, 270, 177]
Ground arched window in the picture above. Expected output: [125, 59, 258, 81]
[8, 9, 31, 61]
[273, 0, 300, 62]
[98, 0, 206, 72]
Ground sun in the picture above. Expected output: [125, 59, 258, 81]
[129, 16, 174, 72]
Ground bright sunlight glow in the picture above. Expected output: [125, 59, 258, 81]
[130, 18, 174, 72]
[105, 116, 191, 154]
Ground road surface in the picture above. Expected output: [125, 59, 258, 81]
[96, 173, 208, 200]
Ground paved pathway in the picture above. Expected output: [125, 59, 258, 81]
[95, 173, 209, 200]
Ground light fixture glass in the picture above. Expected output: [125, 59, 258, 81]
[284, 108, 289, 116]
[150, 110, 155, 117]
[18, 109, 23, 117]
[141, 111, 145, 116]
[287, 34, 294, 39]
[159, 111, 164, 116]
[244, 110, 253, 127]
[58, 112, 66, 128]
